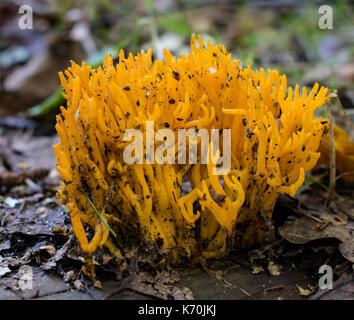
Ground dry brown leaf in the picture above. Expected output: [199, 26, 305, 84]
[105, 273, 194, 300]
[268, 261, 281, 276]
[279, 215, 354, 263]
[74, 279, 84, 291]
[296, 284, 312, 297]
[251, 266, 265, 275]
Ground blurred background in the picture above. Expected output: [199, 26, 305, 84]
[0, 0, 353, 131]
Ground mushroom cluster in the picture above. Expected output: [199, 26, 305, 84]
[54, 35, 329, 277]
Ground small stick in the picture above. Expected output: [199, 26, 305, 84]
[329, 91, 354, 130]
[200, 259, 254, 299]
[0, 168, 49, 187]
[326, 101, 336, 206]
[104, 277, 132, 300]
[264, 285, 285, 293]
[335, 171, 354, 180]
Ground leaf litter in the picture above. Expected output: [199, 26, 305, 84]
[278, 192, 354, 263]
[0, 128, 353, 300]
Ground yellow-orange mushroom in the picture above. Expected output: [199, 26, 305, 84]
[54, 35, 330, 278]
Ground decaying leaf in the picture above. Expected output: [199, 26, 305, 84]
[268, 261, 281, 276]
[0, 266, 11, 278]
[296, 284, 312, 297]
[105, 273, 194, 300]
[41, 235, 74, 271]
[64, 271, 75, 283]
[279, 215, 354, 263]
[74, 279, 85, 292]
[251, 266, 265, 275]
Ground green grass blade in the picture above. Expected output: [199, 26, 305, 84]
[83, 193, 117, 237]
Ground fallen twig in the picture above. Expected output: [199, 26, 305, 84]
[264, 285, 285, 293]
[325, 101, 336, 206]
[0, 168, 49, 187]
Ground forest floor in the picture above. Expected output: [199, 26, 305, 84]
[0, 129, 353, 300]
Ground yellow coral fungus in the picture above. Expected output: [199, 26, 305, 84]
[54, 35, 330, 277]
